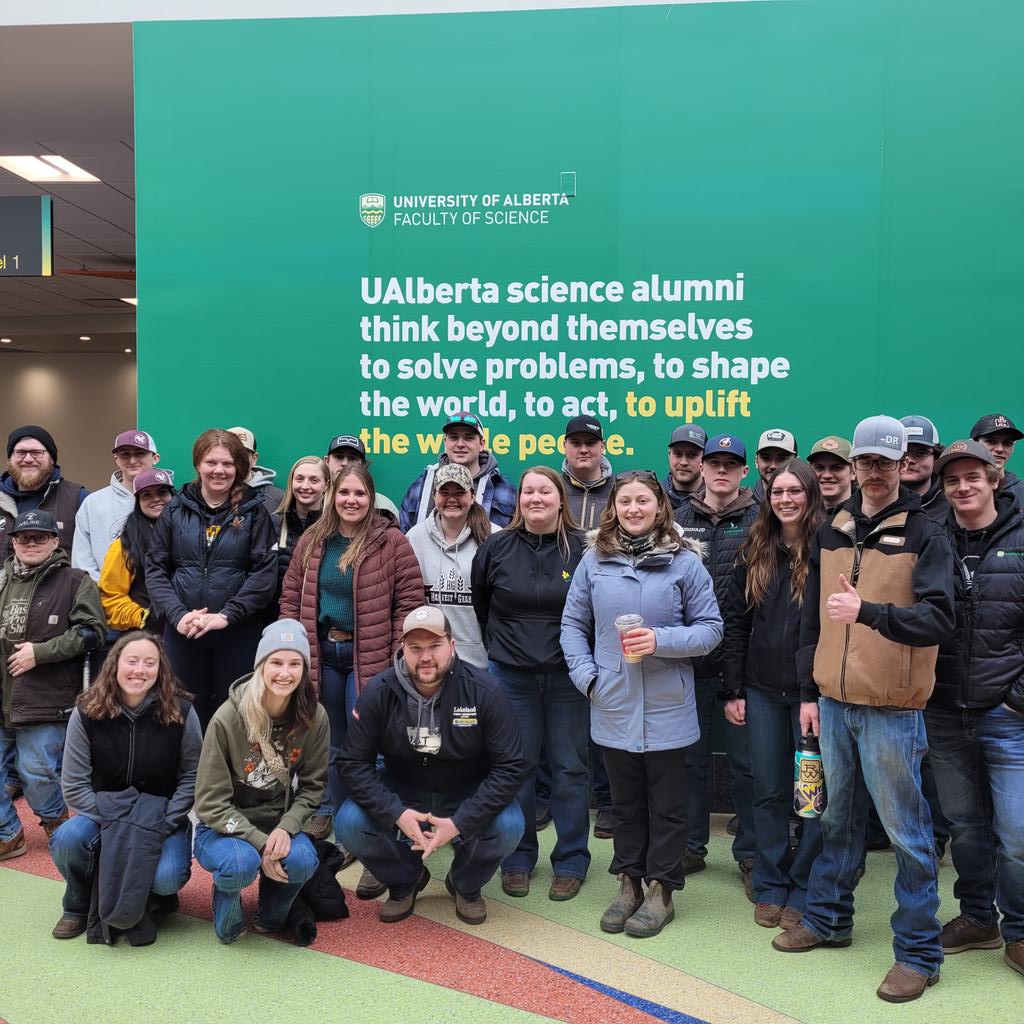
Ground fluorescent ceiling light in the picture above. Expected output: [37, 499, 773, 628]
[0, 154, 100, 183]
[0, 338, 11, 344]
[79, 335, 91, 341]
[120, 297, 138, 306]
[124, 348, 133, 353]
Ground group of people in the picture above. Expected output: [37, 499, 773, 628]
[0, 407, 1020, 1004]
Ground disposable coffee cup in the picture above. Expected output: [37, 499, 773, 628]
[614, 613, 645, 664]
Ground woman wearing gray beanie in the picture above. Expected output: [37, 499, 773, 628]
[193, 619, 329, 943]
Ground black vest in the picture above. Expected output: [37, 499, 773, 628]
[0, 476, 83, 558]
[82, 697, 190, 798]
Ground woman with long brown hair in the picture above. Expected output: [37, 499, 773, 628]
[280, 462, 423, 818]
[721, 457, 826, 930]
[145, 429, 278, 729]
[49, 631, 201, 940]
[471, 465, 589, 901]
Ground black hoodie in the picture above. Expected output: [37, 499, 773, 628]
[932, 490, 1024, 713]
[339, 654, 525, 837]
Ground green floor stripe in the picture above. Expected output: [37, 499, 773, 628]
[481, 830, 1017, 1024]
[1, 869, 561, 1024]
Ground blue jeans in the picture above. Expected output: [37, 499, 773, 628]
[745, 687, 822, 911]
[489, 662, 591, 879]
[319, 639, 356, 814]
[0, 722, 67, 839]
[684, 678, 755, 861]
[926, 702, 1024, 941]
[50, 815, 192, 917]
[193, 824, 319, 942]
[336, 791, 524, 899]
[802, 698, 942, 976]
[535, 735, 612, 812]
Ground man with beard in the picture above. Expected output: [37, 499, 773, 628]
[336, 606, 525, 925]
[663, 425, 707, 511]
[0, 427, 88, 559]
[900, 416, 947, 522]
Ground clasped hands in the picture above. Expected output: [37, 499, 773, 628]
[396, 808, 460, 860]
[177, 607, 229, 639]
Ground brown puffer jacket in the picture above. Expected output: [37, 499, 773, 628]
[280, 513, 424, 694]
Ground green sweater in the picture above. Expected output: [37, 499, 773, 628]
[194, 675, 329, 850]
[317, 534, 354, 633]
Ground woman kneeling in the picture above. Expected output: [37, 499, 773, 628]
[51, 632, 201, 941]
[194, 619, 328, 943]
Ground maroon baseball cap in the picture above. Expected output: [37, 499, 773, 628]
[132, 468, 175, 494]
[112, 430, 158, 454]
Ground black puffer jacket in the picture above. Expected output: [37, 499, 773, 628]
[144, 483, 277, 629]
[932, 491, 1024, 714]
[721, 545, 802, 701]
[675, 490, 758, 678]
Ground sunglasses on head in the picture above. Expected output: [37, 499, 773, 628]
[447, 415, 481, 427]
[615, 470, 660, 483]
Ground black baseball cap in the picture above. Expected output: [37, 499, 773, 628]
[564, 416, 603, 440]
[327, 434, 366, 458]
[970, 414, 1023, 442]
[10, 510, 59, 535]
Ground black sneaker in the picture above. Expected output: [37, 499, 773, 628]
[536, 804, 552, 831]
[593, 810, 614, 839]
[726, 815, 739, 837]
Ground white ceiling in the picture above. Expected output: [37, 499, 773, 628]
[0, 23, 136, 354]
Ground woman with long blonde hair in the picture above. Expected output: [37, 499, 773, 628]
[471, 465, 589, 902]
[721, 458, 826, 930]
[194, 619, 327, 943]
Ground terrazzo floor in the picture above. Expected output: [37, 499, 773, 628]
[1, 805, 1017, 1024]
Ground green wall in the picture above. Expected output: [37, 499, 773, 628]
[134, 2, 1023, 495]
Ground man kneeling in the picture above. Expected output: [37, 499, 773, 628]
[336, 606, 524, 925]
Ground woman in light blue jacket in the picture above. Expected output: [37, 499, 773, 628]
[561, 470, 722, 939]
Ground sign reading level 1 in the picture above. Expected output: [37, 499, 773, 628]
[0, 196, 53, 276]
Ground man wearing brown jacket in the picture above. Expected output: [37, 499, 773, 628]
[771, 416, 955, 1004]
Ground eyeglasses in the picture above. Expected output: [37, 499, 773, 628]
[11, 449, 48, 461]
[12, 533, 54, 546]
[770, 487, 806, 498]
[852, 456, 900, 472]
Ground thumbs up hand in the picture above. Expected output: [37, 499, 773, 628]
[827, 573, 862, 624]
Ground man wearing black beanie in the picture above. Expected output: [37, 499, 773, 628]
[0, 426, 88, 559]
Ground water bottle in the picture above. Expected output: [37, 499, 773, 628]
[794, 735, 825, 818]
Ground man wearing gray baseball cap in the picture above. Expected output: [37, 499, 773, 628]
[773, 415, 955, 1004]
[899, 415, 946, 522]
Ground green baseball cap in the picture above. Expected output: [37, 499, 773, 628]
[808, 436, 852, 464]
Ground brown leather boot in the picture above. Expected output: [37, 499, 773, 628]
[600, 874, 643, 934]
[0, 829, 26, 861]
[41, 811, 69, 841]
[876, 962, 939, 1003]
[624, 880, 675, 938]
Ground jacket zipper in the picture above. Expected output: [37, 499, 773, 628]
[126, 717, 136, 784]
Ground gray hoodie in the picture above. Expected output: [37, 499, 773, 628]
[72, 471, 134, 580]
[405, 511, 499, 668]
[394, 649, 445, 755]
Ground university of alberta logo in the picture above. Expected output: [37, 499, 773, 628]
[360, 193, 385, 228]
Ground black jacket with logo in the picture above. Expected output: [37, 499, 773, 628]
[674, 489, 759, 679]
[145, 483, 277, 628]
[470, 526, 585, 672]
[932, 491, 1024, 714]
[339, 655, 524, 838]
